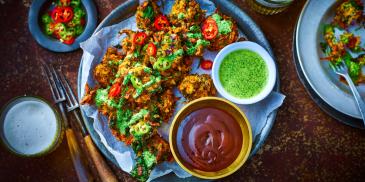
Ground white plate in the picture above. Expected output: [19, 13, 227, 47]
[296, 0, 365, 119]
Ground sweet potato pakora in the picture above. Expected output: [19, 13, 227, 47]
[203, 13, 239, 51]
[183, 25, 210, 56]
[178, 74, 217, 101]
[93, 48, 123, 87]
[136, 0, 161, 31]
[169, 0, 205, 28]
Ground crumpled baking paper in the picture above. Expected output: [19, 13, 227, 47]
[79, 0, 285, 181]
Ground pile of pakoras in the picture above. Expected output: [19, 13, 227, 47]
[82, 0, 238, 181]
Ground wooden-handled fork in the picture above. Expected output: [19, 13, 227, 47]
[56, 66, 118, 182]
[42, 63, 94, 182]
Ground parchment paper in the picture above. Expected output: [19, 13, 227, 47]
[79, 1, 285, 181]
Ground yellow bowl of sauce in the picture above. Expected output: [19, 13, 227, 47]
[169, 97, 252, 179]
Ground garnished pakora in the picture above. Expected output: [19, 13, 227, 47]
[169, 0, 205, 29]
[202, 12, 238, 51]
[82, 0, 242, 181]
[136, 0, 161, 31]
[93, 48, 123, 87]
[183, 25, 210, 56]
[178, 74, 217, 101]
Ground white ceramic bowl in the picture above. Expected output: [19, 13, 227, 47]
[212, 41, 277, 104]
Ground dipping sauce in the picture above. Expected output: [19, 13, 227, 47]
[1, 97, 60, 156]
[219, 49, 268, 98]
[176, 107, 243, 172]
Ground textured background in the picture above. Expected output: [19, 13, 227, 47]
[0, 0, 365, 181]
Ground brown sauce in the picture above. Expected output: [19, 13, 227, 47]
[176, 107, 243, 172]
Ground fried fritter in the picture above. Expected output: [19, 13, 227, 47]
[178, 74, 217, 101]
[94, 63, 114, 87]
[183, 25, 210, 57]
[80, 84, 96, 105]
[93, 47, 124, 87]
[101, 47, 124, 65]
[205, 13, 239, 51]
[120, 30, 151, 56]
[149, 30, 190, 87]
[169, 0, 205, 29]
[136, 0, 161, 31]
[157, 89, 176, 122]
[161, 56, 193, 87]
[146, 134, 171, 162]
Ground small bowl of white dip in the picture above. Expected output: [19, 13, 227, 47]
[0, 96, 63, 157]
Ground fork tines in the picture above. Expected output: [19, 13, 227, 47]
[58, 71, 80, 112]
[43, 63, 79, 112]
[332, 60, 348, 76]
[41, 63, 66, 103]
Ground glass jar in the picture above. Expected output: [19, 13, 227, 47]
[247, 0, 294, 15]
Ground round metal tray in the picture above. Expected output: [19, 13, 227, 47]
[77, 0, 282, 180]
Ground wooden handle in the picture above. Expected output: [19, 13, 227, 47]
[66, 129, 94, 182]
[84, 135, 118, 182]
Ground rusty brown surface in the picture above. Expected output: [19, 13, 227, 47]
[0, 0, 364, 181]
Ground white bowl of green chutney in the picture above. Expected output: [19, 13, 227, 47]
[212, 41, 276, 105]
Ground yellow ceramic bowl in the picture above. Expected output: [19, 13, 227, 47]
[169, 97, 252, 179]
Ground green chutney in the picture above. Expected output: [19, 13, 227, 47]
[219, 49, 268, 98]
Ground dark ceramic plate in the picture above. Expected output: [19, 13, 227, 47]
[77, 0, 281, 181]
[28, 0, 97, 52]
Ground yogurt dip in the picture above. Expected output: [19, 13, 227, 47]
[212, 41, 277, 104]
[219, 49, 268, 98]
